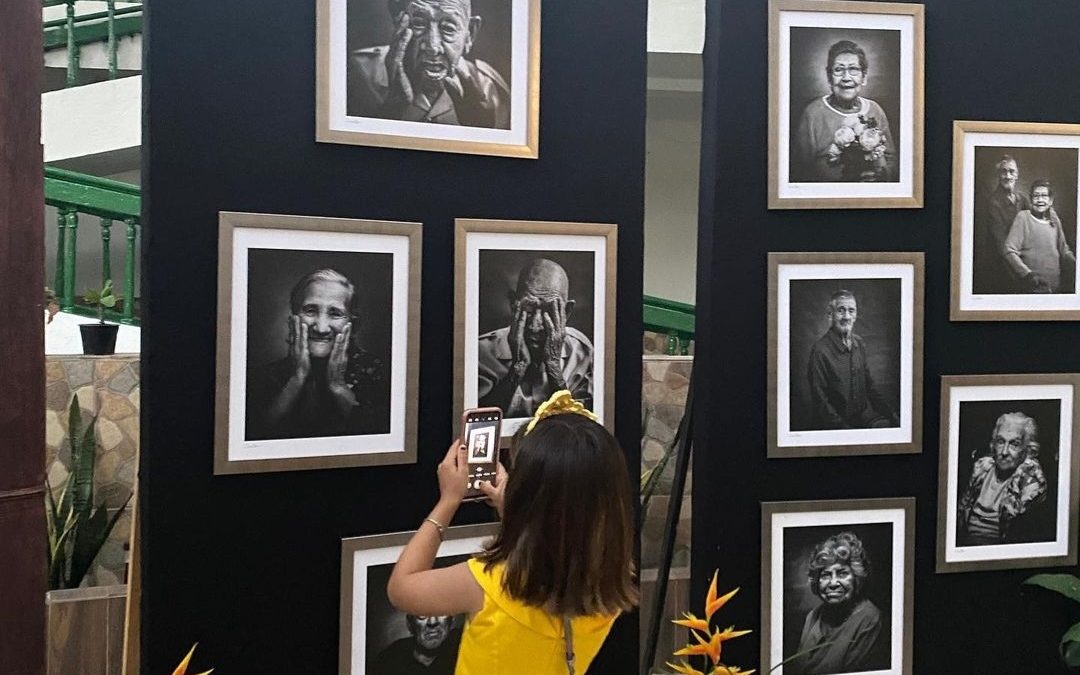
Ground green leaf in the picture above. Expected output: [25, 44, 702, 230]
[69, 505, 109, 588]
[1024, 574, 1080, 604]
[101, 295, 117, 309]
[1061, 622, 1080, 645]
[1063, 637, 1080, 667]
[70, 412, 98, 520]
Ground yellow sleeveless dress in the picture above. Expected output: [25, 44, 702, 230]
[455, 558, 618, 674]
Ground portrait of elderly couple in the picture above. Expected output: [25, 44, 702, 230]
[769, 252, 924, 458]
[937, 374, 1080, 574]
[456, 219, 616, 443]
[340, 525, 495, 674]
[769, 0, 924, 209]
[317, 0, 540, 157]
[762, 498, 915, 675]
[952, 121, 1080, 321]
[214, 212, 421, 474]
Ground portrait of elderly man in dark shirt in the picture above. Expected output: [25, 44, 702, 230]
[974, 154, 1030, 294]
[369, 613, 461, 674]
[348, 0, 510, 129]
[477, 258, 593, 418]
[806, 289, 898, 430]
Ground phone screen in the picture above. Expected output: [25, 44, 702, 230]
[462, 409, 502, 500]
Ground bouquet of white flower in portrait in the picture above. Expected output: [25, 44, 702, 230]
[826, 114, 889, 181]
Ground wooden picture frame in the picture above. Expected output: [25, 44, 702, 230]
[950, 120, 1080, 321]
[937, 373, 1080, 573]
[316, 0, 541, 158]
[768, 0, 924, 209]
[214, 211, 421, 474]
[453, 218, 617, 445]
[768, 252, 924, 458]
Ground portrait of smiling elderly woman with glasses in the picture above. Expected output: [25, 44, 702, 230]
[792, 531, 887, 675]
[793, 39, 897, 183]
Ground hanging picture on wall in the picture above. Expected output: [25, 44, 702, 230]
[761, 498, 915, 675]
[316, 0, 540, 158]
[950, 121, 1080, 321]
[768, 252, 924, 458]
[214, 212, 421, 474]
[454, 219, 616, 444]
[768, 0, 924, 209]
[339, 523, 496, 675]
[936, 374, 1080, 574]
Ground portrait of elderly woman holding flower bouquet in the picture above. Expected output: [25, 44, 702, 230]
[793, 39, 898, 183]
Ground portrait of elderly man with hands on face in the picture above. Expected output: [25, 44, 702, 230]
[793, 39, 896, 183]
[958, 412, 1048, 546]
[369, 613, 461, 675]
[806, 290, 898, 431]
[477, 258, 593, 419]
[1004, 179, 1077, 294]
[793, 532, 885, 675]
[348, 0, 510, 128]
[245, 269, 389, 441]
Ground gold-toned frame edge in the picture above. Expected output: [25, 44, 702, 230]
[760, 497, 917, 675]
[950, 120, 1080, 321]
[767, 0, 925, 210]
[338, 523, 499, 675]
[935, 373, 1080, 574]
[453, 218, 618, 447]
[214, 211, 422, 475]
[315, 0, 540, 159]
[766, 251, 925, 458]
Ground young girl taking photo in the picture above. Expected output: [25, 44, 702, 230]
[387, 391, 639, 674]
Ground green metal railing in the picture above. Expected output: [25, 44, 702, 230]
[45, 166, 141, 325]
[43, 0, 144, 87]
[643, 294, 695, 355]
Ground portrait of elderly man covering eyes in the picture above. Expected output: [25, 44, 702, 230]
[792, 532, 886, 675]
[348, 0, 511, 129]
[369, 613, 462, 674]
[806, 289, 898, 430]
[245, 268, 390, 441]
[958, 412, 1048, 546]
[477, 258, 593, 418]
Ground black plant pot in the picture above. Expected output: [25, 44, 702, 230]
[79, 323, 119, 355]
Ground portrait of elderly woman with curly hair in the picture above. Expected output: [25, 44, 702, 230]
[791, 531, 888, 675]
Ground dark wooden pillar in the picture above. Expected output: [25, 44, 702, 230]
[0, 0, 47, 673]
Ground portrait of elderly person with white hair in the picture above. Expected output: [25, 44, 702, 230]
[958, 411, 1049, 546]
[245, 268, 390, 441]
[347, 0, 511, 128]
[1004, 179, 1077, 294]
[791, 531, 888, 675]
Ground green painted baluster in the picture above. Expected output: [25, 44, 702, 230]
[65, 0, 79, 87]
[122, 217, 138, 323]
[107, 0, 118, 79]
[100, 217, 113, 287]
[54, 209, 68, 294]
[61, 209, 79, 311]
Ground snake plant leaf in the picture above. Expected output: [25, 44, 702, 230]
[1024, 574, 1080, 604]
[70, 411, 98, 521]
[67, 493, 132, 589]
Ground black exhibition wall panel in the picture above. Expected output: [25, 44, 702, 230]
[694, 0, 1080, 672]
[140, 0, 645, 671]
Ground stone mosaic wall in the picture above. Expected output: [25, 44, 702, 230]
[640, 354, 692, 570]
[45, 355, 139, 587]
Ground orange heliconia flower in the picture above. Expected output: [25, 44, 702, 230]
[667, 662, 706, 675]
[674, 627, 724, 665]
[715, 625, 753, 642]
[172, 644, 214, 675]
[705, 571, 740, 622]
[672, 612, 711, 633]
[712, 666, 757, 675]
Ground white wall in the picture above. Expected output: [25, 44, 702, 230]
[644, 56, 702, 305]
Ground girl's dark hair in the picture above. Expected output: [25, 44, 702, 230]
[476, 414, 639, 616]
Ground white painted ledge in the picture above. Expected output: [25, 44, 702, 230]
[42, 75, 141, 163]
[45, 311, 141, 355]
[648, 0, 705, 54]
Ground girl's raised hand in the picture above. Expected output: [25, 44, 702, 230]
[437, 439, 469, 506]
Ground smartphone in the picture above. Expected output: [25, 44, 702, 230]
[460, 407, 503, 502]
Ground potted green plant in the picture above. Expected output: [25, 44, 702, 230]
[78, 280, 120, 355]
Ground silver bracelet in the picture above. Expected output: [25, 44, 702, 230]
[423, 517, 446, 540]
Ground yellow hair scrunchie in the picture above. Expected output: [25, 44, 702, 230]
[523, 390, 599, 436]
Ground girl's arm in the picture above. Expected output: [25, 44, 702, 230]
[387, 441, 485, 617]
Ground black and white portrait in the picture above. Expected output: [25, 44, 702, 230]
[317, 0, 539, 157]
[340, 524, 496, 675]
[456, 220, 616, 441]
[769, 1, 923, 208]
[952, 122, 1080, 320]
[762, 499, 914, 675]
[769, 254, 923, 458]
[937, 375, 1080, 573]
[467, 426, 495, 462]
[215, 213, 421, 474]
